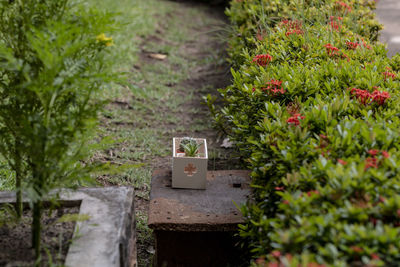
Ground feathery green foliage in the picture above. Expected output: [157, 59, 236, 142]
[0, 0, 116, 263]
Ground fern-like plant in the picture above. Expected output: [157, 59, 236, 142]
[0, 0, 116, 263]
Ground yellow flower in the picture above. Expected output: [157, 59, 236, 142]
[96, 33, 113, 46]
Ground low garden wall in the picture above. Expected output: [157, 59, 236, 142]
[209, 0, 400, 265]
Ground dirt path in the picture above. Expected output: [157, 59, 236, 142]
[138, 2, 234, 170]
[135, 3, 238, 265]
[97, 1, 238, 265]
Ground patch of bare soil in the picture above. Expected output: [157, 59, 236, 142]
[0, 206, 79, 266]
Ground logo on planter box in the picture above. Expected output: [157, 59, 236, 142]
[184, 163, 197, 177]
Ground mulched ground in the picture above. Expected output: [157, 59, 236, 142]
[0, 206, 79, 267]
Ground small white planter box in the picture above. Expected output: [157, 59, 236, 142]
[172, 137, 208, 189]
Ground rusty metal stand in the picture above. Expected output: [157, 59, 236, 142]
[148, 169, 251, 267]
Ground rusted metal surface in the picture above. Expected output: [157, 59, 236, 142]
[148, 169, 251, 232]
[154, 230, 248, 267]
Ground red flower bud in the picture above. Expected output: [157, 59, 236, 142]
[253, 54, 273, 67]
[351, 246, 363, 253]
[371, 253, 380, 260]
[382, 151, 390, 158]
[271, 250, 281, 258]
[368, 149, 379, 156]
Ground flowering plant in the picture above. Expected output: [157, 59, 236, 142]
[207, 0, 400, 265]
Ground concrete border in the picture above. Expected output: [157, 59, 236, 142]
[0, 187, 136, 267]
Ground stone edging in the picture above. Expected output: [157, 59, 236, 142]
[0, 187, 136, 267]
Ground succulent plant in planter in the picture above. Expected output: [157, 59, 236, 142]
[172, 137, 208, 189]
[178, 137, 198, 152]
[181, 140, 202, 157]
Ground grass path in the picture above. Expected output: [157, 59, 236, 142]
[90, 0, 237, 265]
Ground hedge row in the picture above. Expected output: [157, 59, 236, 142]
[208, 0, 400, 266]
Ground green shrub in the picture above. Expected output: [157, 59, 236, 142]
[209, 0, 400, 265]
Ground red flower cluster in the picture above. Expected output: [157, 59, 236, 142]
[324, 43, 340, 56]
[345, 41, 359, 50]
[371, 253, 380, 260]
[349, 88, 390, 106]
[286, 29, 304, 36]
[338, 159, 347, 165]
[335, 1, 352, 12]
[382, 71, 396, 80]
[329, 16, 342, 31]
[323, 43, 349, 61]
[253, 54, 273, 66]
[351, 246, 363, 253]
[362, 40, 371, 50]
[365, 149, 389, 170]
[365, 157, 378, 170]
[369, 149, 389, 158]
[281, 19, 302, 29]
[349, 88, 371, 105]
[372, 90, 390, 105]
[262, 79, 285, 95]
[271, 251, 281, 258]
[306, 190, 320, 197]
[281, 19, 304, 36]
[287, 113, 305, 126]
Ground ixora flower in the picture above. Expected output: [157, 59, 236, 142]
[270, 250, 281, 258]
[368, 149, 379, 156]
[286, 29, 304, 36]
[306, 190, 319, 197]
[349, 88, 390, 106]
[281, 19, 304, 36]
[351, 246, 363, 253]
[287, 113, 305, 126]
[335, 1, 352, 12]
[96, 33, 114, 47]
[252, 54, 273, 66]
[345, 41, 359, 50]
[323, 43, 339, 56]
[371, 253, 380, 260]
[382, 70, 396, 80]
[382, 151, 390, 158]
[364, 149, 389, 170]
[261, 79, 285, 95]
[371, 90, 390, 105]
[329, 16, 342, 31]
[364, 157, 378, 170]
[349, 88, 371, 105]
